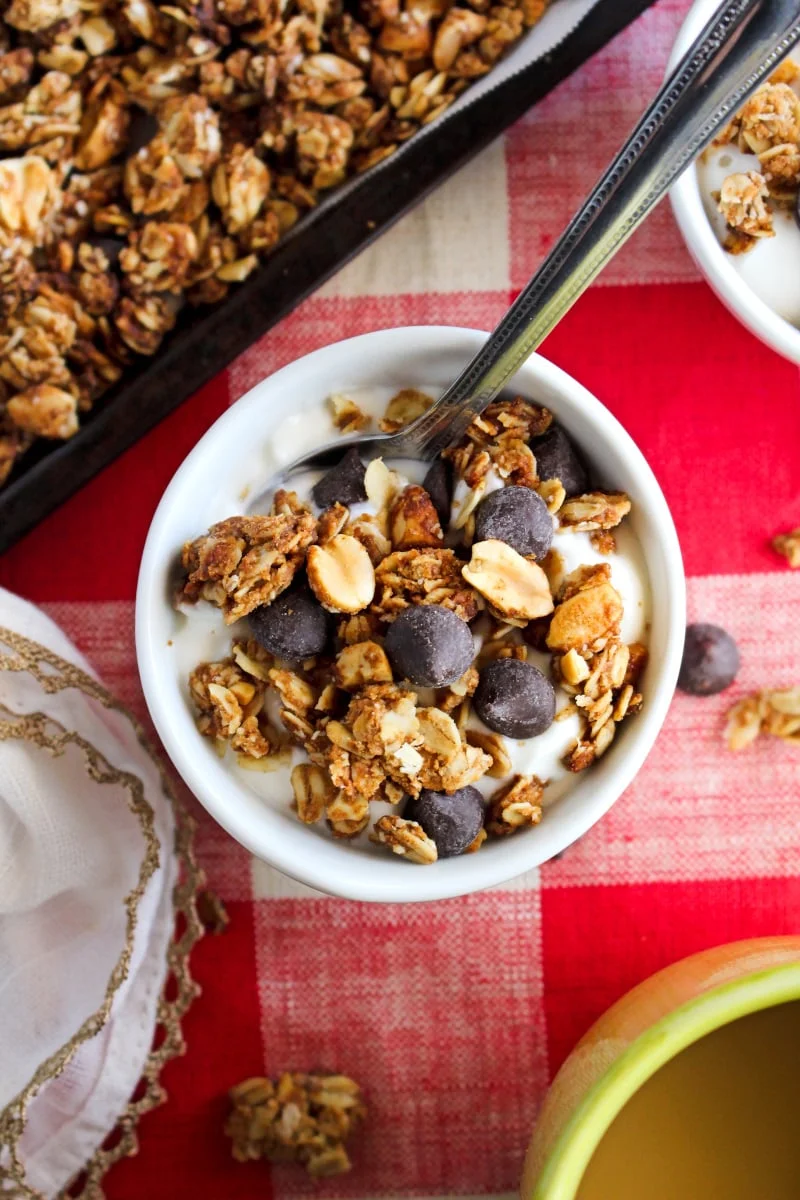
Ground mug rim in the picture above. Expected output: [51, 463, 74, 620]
[530, 958, 800, 1199]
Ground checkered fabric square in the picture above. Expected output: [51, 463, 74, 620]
[2, 2, 799, 1196]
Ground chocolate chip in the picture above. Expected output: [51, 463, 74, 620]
[678, 623, 740, 695]
[311, 447, 367, 508]
[531, 426, 588, 497]
[404, 786, 484, 858]
[127, 108, 159, 155]
[384, 604, 475, 687]
[422, 459, 453, 529]
[248, 580, 333, 660]
[474, 658, 556, 738]
[474, 486, 553, 559]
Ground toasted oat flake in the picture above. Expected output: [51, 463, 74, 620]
[334, 640, 393, 690]
[390, 484, 444, 549]
[558, 491, 631, 533]
[371, 815, 438, 863]
[347, 513, 393, 566]
[465, 728, 512, 778]
[451, 477, 487, 530]
[772, 529, 800, 568]
[327, 790, 371, 838]
[537, 478, 566, 515]
[364, 457, 401, 511]
[291, 763, 334, 824]
[378, 387, 434, 433]
[486, 774, 544, 836]
[417, 706, 462, 762]
[329, 392, 370, 434]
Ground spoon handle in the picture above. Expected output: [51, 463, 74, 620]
[400, 0, 800, 458]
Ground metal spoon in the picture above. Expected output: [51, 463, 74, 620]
[255, 0, 800, 498]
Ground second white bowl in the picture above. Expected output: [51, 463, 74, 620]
[136, 326, 685, 902]
[669, 0, 800, 364]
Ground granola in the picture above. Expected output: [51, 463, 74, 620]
[373, 547, 480, 622]
[225, 1072, 365, 1176]
[181, 387, 647, 865]
[370, 814, 438, 862]
[725, 687, 800, 750]
[485, 774, 544, 835]
[0, 0, 557, 487]
[717, 171, 774, 246]
[708, 71, 800, 256]
[772, 527, 800, 568]
[178, 502, 317, 622]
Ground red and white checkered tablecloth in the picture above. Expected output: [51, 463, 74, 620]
[3, 0, 800, 1195]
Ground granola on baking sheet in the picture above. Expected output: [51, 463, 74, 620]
[179, 386, 648, 864]
[0, 0, 557, 488]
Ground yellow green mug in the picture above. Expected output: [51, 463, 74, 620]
[522, 937, 800, 1199]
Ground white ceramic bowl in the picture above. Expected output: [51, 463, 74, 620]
[136, 327, 685, 903]
[669, 0, 800, 364]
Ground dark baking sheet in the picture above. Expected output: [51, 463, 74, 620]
[0, 0, 656, 554]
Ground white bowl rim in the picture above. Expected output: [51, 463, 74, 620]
[136, 325, 686, 903]
[668, 0, 800, 365]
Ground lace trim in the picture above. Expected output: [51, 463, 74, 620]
[0, 627, 204, 1199]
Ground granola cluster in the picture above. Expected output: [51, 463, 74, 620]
[178, 505, 317, 620]
[713, 64, 800, 253]
[225, 1072, 365, 1176]
[550, 581, 646, 771]
[772, 527, 800, 568]
[0, 0, 556, 487]
[181, 387, 646, 863]
[725, 687, 800, 751]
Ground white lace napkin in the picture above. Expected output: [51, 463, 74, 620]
[0, 588, 199, 1198]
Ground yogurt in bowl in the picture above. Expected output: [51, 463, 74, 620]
[669, 0, 800, 363]
[136, 327, 684, 902]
